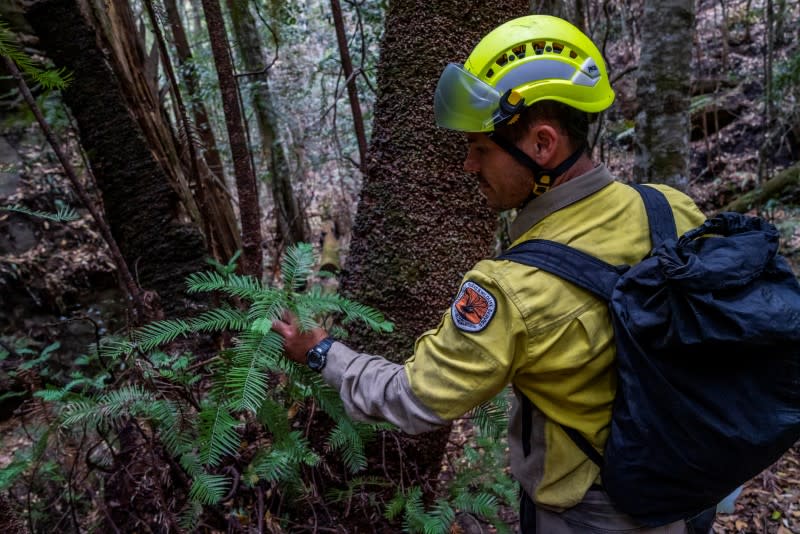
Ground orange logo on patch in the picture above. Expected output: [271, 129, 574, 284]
[451, 281, 496, 332]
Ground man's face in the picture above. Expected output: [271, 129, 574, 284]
[463, 133, 533, 211]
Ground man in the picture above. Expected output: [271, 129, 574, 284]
[273, 15, 708, 533]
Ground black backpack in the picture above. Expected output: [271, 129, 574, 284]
[498, 183, 800, 526]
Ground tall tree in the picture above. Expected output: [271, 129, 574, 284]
[633, 0, 695, 190]
[201, 0, 264, 276]
[164, 0, 226, 186]
[26, 0, 231, 314]
[341, 0, 529, 489]
[226, 0, 309, 248]
[330, 0, 368, 173]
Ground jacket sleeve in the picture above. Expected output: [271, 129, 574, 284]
[321, 263, 527, 430]
[321, 342, 449, 434]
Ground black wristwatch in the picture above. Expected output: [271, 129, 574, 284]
[306, 337, 334, 372]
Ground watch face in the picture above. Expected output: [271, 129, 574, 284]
[307, 349, 325, 371]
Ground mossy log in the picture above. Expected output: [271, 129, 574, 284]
[722, 162, 800, 212]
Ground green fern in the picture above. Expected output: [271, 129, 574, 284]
[38, 243, 396, 529]
[135, 319, 193, 351]
[256, 397, 290, 442]
[60, 399, 103, 428]
[327, 419, 369, 473]
[243, 430, 318, 489]
[185, 271, 264, 300]
[198, 404, 240, 466]
[189, 307, 250, 332]
[0, 203, 79, 222]
[280, 242, 315, 292]
[0, 20, 72, 90]
[178, 499, 203, 532]
[189, 473, 230, 505]
[469, 391, 510, 440]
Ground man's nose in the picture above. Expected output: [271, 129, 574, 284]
[463, 152, 480, 173]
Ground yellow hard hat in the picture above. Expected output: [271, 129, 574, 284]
[435, 15, 615, 132]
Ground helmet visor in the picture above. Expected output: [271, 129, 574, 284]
[434, 63, 500, 132]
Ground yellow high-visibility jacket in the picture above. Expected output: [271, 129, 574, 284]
[322, 165, 706, 510]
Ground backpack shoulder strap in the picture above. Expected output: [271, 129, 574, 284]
[497, 239, 623, 301]
[629, 183, 677, 247]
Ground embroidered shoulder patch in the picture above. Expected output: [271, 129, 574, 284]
[451, 281, 496, 333]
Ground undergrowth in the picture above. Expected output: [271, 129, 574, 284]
[0, 244, 517, 532]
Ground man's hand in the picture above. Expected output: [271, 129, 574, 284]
[271, 311, 328, 365]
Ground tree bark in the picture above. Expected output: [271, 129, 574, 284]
[225, 0, 309, 249]
[633, 0, 695, 191]
[341, 0, 529, 498]
[201, 0, 264, 276]
[26, 0, 214, 315]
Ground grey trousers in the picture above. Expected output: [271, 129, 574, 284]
[520, 488, 693, 533]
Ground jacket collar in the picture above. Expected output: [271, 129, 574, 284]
[508, 164, 615, 243]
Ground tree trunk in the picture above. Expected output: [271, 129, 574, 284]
[145, 0, 241, 265]
[330, 0, 368, 173]
[633, 0, 695, 190]
[164, 0, 226, 185]
[723, 161, 800, 213]
[226, 0, 310, 249]
[26, 0, 216, 314]
[341, 0, 529, 500]
[201, 0, 264, 276]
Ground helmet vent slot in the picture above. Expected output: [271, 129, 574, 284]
[486, 68, 495, 79]
[552, 42, 564, 54]
[512, 44, 526, 58]
[496, 53, 508, 67]
[533, 41, 546, 55]
[570, 50, 578, 59]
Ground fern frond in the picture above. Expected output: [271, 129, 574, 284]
[469, 394, 509, 441]
[186, 271, 263, 300]
[453, 491, 498, 518]
[384, 491, 406, 520]
[244, 431, 318, 488]
[280, 242, 315, 292]
[180, 452, 203, 478]
[198, 404, 240, 466]
[92, 336, 135, 362]
[249, 317, 273, 335]
[34, 387, 70, 402]
[425, 502, 455, 534]
[178, 499, 203, 532]
[189, 307, 249, 332]
[0, 21, 72, 90]
[149, 400, 195, 457]
[245, 448, 295, 486]
[98, 385, 155, 419]
[1, 203, 79, 222]
[294, 291, 394, 333]
[256, 397, 290, 442]
[189, 473, 229, 505]
[327, 419, 367, 473]
[247, 291, 286, 323]
[226, 332, 277, 413]
[61, 400, 103, 428]
[135, 319, 192, 351]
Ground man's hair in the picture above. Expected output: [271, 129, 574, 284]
[495, 100, 591, 151]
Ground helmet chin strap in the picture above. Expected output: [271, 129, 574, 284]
[487, 132, 585, 200]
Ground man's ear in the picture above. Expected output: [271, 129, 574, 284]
[519, 123, 560, 166]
